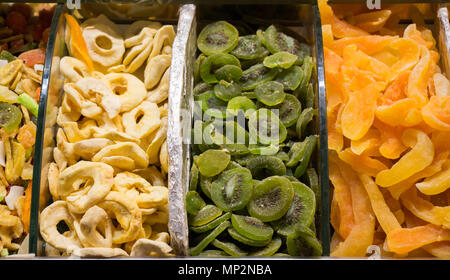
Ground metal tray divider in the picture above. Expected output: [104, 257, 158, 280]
[168, 4, 196, 257]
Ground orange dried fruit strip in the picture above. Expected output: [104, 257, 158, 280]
[386, 38, 420, 83]
[329, 152, 354, 239]
[327, 105, 344, 152]
[338, 148, 388, 177]
[400, 187, 450, 229]
[354, 10, 392, 33]
[404, 24, 433, 50]
[350, 128, 380, 156]
[406, 46, 432, 106]
[386, 223, 450, 255]
[330, 159, 375, 257]
[421, 96, 450, 131]
[64, 13, 94, 72]
[375, 129, 434, 187]
[329, 35, 398, 57]
[376, 98, 422, 127]
[423, 241, 450, 259]
[359, 174, 401, 234]
[341, 82, 385, 141]
[342, 44, 390, 82]
[416, 160, 450, 195]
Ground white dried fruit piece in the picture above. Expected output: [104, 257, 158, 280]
[39, 201, 82, 251]
[144, 210, 168, 225]
[145, 117, 168, 164]
[0, 60, 23, 87]
[81, 15, 125, 69]
[137, 186, 168, 209]
[97, 191, 142, 244]
[159, 102, 168, 118]
[57, 161, 114, 214]
[62, 138, 114, 161]
[146, 66, 170, 104]
[105, 73, 146, 112]
[113, 171, 151, 193]
[160, 140, 168, 174]
[150, 232, 170, 244]
[92, 142, 149, 170]
[134, 166, 166, 187]
[69, 247, 128, 258]
[73, 206, 113, 248]
[76, 77, 121, 119]
[92, 128, 138, 143]
[61, 120, 96, 143]
[130, 238, 172, 257]
[144, 54, 171, 90]
[64, 83, 103, 119]
[124, 21, 162, 39]
[148, 25, 175, 60]
[53, 147, 67, 172]
[48, 162, 60, 201]
[60, 56, 89, 82]
[122, 28, 156, 73]
[122, 101, 161, 139]
[57, 98, 81, 127]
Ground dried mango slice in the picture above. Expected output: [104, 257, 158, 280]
[338, 148, 388, 177]
[423, 241, 450, 259]
[401, 188, 450, 229]
[330, 36, 398, 57]
[416, 161, 450, 195]
[379, 71, 409, 106]
[406, 46, 431, 106]
[341, 82, 385, 140]
[330, 159, 375, 257]
[324, 47, 343, 86]
[421, 96, 450, 131]
[388, 151, 450, 199]
[322, 24, 333, 48]
[404, 24, 433, 50]
[359, 174, 401, 234]
[386, 224, 450, 255]
[354, 10, 392, 33]
[376, 98, 422, 127]
[339, 65, 379, 100]
[328, 105, 344, 152]
[386, 38, 420, 83]
[350, 128, 380, 156]
[432, 131, 450, 152]
[342, 44, 390, 82]
[433, 73, 450, 98]
[329, 152, 354, 239]
[376, 129, 434, 187]
[64, 14, 94, 72]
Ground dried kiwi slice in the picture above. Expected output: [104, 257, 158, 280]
[248, 108, 287, 145]
[293, 135, 318, 178]
[274, 94, 302, 128]
[186, 191, 206, 215]
[228, 227, 272, 247]
[214, 81, 241, 102]
[276, 151, 289, 162]
[272, 181, 316, 236]
[200, 53, 241, 84]
[198, 250, 229, 257]
[254, 81, 286, 106]
[247, 176, 294, 222]
[240, 63, 278, 91]
[231, 214, 274, 241]
[249, 237, 282, 256]
[194, 82, 213, 96]
[215, 65, 243, 82]
[190, 212, 232, 233]
[189, 204, 223, 227]
[242, 91, 257, 99]
[247, 155, 286, 180]
[0, 103, 22, 133]
[190, 163, 200, 191]
[286, 228, 322, 256]
[230, 35, 269, 60]
[286, 140, 307, 168]
[200, 174, 213, 199]
[275, 66, 303, 91]
[194, 54, 207, 84]
[296, 107, 316, 139]
[210, 167, 253, 211]
[219, 121, 250, 156]
[197, 149, 231, 177]
[196, 91, 228, 119]
[248, 143, 280, 156]
[190, 221, 231, 256]
[227, 96, 257, 119]
[263, 51, 298, 69]
[263, 25, 303, 59]
[197, 21, 239, 56]
[212, 239, 248, 257]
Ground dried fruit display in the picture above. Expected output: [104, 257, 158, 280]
[187, 20, 321, 257]
[0, 3, 55, 257]
[39, 13, 174, 258]
[320, 0, 450, 258]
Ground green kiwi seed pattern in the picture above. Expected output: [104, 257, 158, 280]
[188, 21, 321, 257]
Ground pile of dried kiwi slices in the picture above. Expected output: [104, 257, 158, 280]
[188, 21, 321, 257]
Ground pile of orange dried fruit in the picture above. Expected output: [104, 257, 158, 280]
[320, 0, 450, 258]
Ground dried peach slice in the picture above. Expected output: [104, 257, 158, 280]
[422, 96, 450, 131]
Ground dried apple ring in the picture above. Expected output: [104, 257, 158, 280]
[105, 73, 147, 113]
[60, 56, 89, 83]
[57, 161, 114, 214]
[149, 25, 175, 60]
[73, 205, 113, 248]
[122, 101, 161, 139]
[97, 191, 142, 244]
[92, 142, 149, 170]
[144, 54, 171, 90]
[124, 21, 162, 39]
[40, 201, 82, 251]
